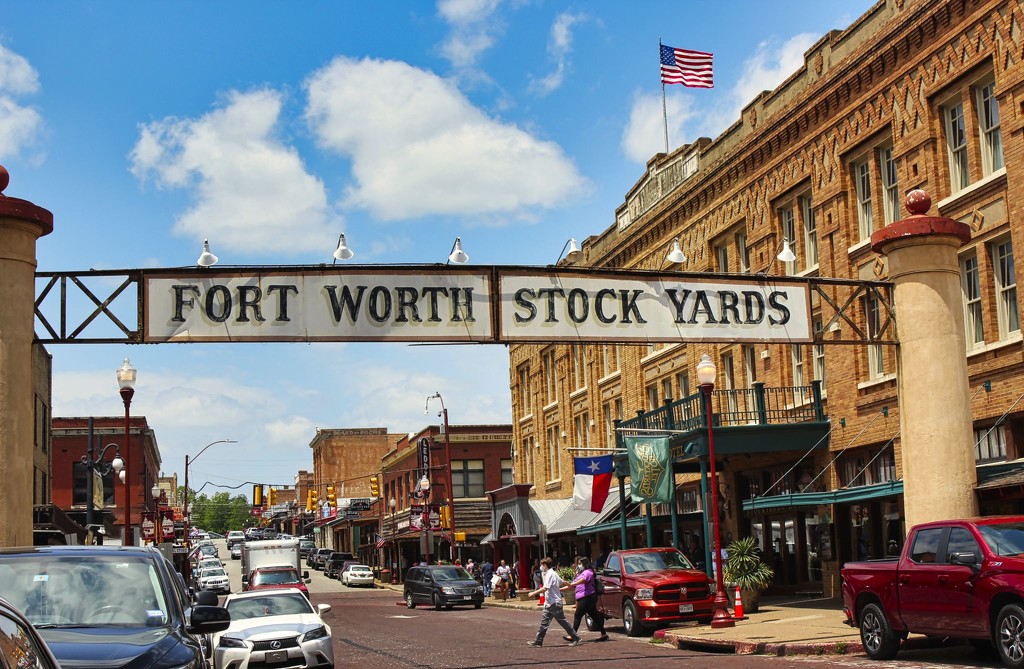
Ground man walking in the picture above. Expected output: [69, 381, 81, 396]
[526, 557, 580, 648]
[481, 559, 494, 597]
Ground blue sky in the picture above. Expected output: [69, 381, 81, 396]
[1, 0, 873, 499]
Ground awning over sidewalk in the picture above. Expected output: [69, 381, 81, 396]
[741, 480, 904, 512]
[577, 516, 648, 536]
[545, 484, 630, 535]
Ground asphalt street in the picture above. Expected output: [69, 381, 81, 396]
[211, 539, 1000, 669]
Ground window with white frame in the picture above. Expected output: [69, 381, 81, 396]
[543, 348, 557, 404]
[960, 254, 984, 348]
[865, 293, 886, 378]
[451, 459, 485, 498]
[501, 458, 514, 486]
[812, 317, 826, 388]
[646, 383, 659, 410]
[742, 345, 757, 385]
[791, 345, 805, 387]
[721, 352, 738, 415]
[676, 371, 690, 399]
[992, 238, 1020, 339]
[854, 159, 873, 241]
[977, 80, 1004, 175]
[662, 377, 673, 403]
[801, 196, 818, 268]
[524, 437, 534, 483]
[780, 206, 797, 275]
[546, 426, 560, 481]
[975, 425, 1007, 462]
[880, 146, 899, 224]
[571, 345, 588, 391]
[574, 412, 590, 450]
[517, 364, 532, 416]
[716, 242, 729, 273]
[945, 100, 969, 192]
[737, 232, 751, 273]
[601, 345, 619, 377]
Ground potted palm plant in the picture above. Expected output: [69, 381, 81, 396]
[723, 537, 774, 613]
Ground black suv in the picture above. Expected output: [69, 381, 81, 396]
[324, 554, 357, 579]
[404, 565, 484, 610]
[0, 545, 231, 669]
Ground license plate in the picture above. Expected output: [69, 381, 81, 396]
[679, 604, 694, 613]
[266, 650, 287, 663]
[463, 595, 472, 599]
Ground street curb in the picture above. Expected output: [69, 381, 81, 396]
[664, 632, 864, 657]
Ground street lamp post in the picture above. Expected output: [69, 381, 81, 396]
[116, 358, 136, 546]
[389, 497, 398, 584]
[697, 353, 735, 629]
[183, 439, 237, 544]
[419, 474, 431, 565]
[425, 392, 457, 562]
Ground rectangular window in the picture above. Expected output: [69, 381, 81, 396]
[601, 345, 619, 377]
[573, 412, 590, 451]
[975, 425, 1007, 462]
[854, 159, 873, 241]
[452, 459, 485, 498]
[801, 196, 818, 268]
[742, 345, 757, 386]
[571, 345, 588, 391]
[517, 364, 532, 416]
[780, 206, 797, 275]
[880, 146, 899, 225]
[945, 100, 969, 191]
[676, 371, 690, 399]
[813, 318, 826, 388]
[543, 349, 557, 404]
[993, 239, 1020, 338]
[662, 378, 673, 403]
[501, 458, 513, 486]
[866, 293, 886, 378]
[961, 254, 984, 347]
[716, 242, 729, 273]
[978, 81, 1004, 174]
[603, 403, 614, 449]
[646, 383, 659, 410]
[721, 352, 738, 415]
[525, 437, 534, 483]
[547, 426, 560, 481]
[791, 345, 805, 387]
[737, 232, 750, 273]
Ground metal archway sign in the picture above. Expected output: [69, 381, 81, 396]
[34, 265, 894, 346]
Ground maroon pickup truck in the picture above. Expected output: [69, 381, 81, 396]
[593, 547, 714, 637]
[842, 516, 1024, 667]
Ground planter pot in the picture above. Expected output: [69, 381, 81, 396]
[733, 587, 762, 614]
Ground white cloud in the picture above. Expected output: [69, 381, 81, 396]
[265, 416, 315, 446]
[621, 90, 697, 164]
[731, 33, 817, 117]
[0, 44, 43, 161]
[305, 57, 586, 221]
[128, 88, 338, 256]
[437, 0, 502, 68]
[528, 12, 584, 96]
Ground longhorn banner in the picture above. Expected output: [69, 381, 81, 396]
[625, 435, 674, 504]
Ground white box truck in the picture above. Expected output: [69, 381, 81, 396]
[240, 539, 309, 596]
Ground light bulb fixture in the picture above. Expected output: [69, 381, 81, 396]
[447, 237, 469, 264]
[197, 239, 219, 267]
[119, 469, 126, 483]
[666, 238, 687, 264]
[419, 474, 431, 492]
[696, 352, 717, 386]
[333, 233, 354, 263]
[116, 358, 137, 390]
[777, 238, 796, 263]
[152, 483, 161, 498]
[556, 238, 582, 264]
[111, 455, 124, 472]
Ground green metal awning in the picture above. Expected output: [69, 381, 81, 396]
[577, 517, 647, 536]
[741, 480, 904, 512]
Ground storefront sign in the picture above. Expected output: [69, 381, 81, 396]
[418, 438, 431, 480]
[142, 268, 812, 344]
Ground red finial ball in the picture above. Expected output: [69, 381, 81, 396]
[905, 188, 930, 216]
[0, 164, 8, 194]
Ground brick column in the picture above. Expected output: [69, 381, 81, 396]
[871, 189, 976, 527]
[0, 165, 53, 547]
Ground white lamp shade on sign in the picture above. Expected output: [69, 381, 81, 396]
[666, 238, 687, 264]
[696, 353, 717, 386]
[448, 237, 469, 264]
[197, 239, 219, 267]
[777, 238, 796, 263]
[564, 238, 582, 263]
[333, 233, 354, 260]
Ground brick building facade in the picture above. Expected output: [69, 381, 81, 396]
[508, 0, 1024, 596]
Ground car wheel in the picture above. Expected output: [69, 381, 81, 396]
[474, 602, 482, 609]
[433, 593, 443, 611]
[445, 605, 453, 610]
[405, 592, 416, 609]
[623, 600, 647, 637]
[859, 602, 900, 660]
[997, 603, 1024, 669]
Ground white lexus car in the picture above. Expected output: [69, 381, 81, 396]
[340, 564, 374, 587]
[213, 589, 333, 669]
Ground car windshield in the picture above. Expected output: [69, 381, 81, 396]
[978, 523, 1024, 556]
[0, 554, 170, 628]
[203, 568, 226, 577]
[252, 569, 300, 586]
[432, 567, 473, 581]
[227, 593, 313, 621]
[622, 550, 693, 574]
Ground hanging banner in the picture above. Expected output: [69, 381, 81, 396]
[625, 436, 674, 503]
[161, 510, 176, 540]
[141, 512, 156, 541]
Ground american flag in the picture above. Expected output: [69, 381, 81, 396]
[660, 44, 713, 88]
[375, 535, 388, 549]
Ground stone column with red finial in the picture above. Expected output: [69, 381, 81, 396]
[871, 189, 977, 526]
[0, 165, 54, 547]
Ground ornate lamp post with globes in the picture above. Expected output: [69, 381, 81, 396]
[697, 353, 736, 629]
[116, 358, 136, 545]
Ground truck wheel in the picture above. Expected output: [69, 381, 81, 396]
[996, 603, 1024, 668]
[405, 592, 416, 609]
[623, 600, 647, 637]
[433, 593, 443, 611]
[859, 602, 900, 660]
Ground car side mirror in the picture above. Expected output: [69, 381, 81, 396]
[188, 605, 231, 634]
[603, 568, 620, 578]
[194, 590, 219, 607]
[317, 603, 331, 616]
[950, 552, 979, 568]
[302, 571, 309, 579]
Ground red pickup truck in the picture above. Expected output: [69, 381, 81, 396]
[594, 547, 714, 637]
[842, 516, 1024, 667]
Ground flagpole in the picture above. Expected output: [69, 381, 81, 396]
[660, 38, 669, 153]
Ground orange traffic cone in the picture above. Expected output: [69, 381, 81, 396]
[733, 586, 745, 619]
[538, 592, 545, 606]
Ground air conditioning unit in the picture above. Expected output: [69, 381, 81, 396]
[760, 350, 770, 360]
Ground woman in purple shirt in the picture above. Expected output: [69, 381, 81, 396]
[564, 556, 608, 641]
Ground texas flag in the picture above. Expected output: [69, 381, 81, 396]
[573, 455, 614, 512]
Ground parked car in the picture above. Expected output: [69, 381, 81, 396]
[404, 565, 483, 610]
[198, 543, 220, 559]
[324, 554, 357, 579]
[842, 516, 1024, 666]
[213, 588, 333, 669]
[309, 548, 332, 571]
[594, 547, 715, 637]
[197, 566, 231, 594]
[299, 540, 316, 558]
[341, 564, 374, 587]
[0, 545, 230, 669]
[0, 596, 62, 669]
[226, 531, 245, 548]
[230, 544, 242, 560]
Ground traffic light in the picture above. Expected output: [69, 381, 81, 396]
[253, 484, 263, 507]
[309, 488, 319, 509]
[454, 531, 466, 543]
[369, 475, 380, 498]
[268, 487, 277, 506]
[439, 506, 450, 529]
[305, 489, 313, 513]
[326, 486, 336, 509]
